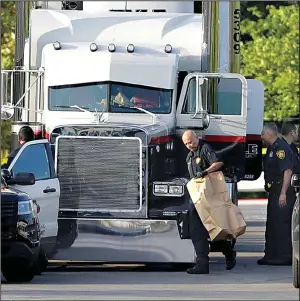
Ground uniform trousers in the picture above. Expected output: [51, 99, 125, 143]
[264, 183, 296, 262]
[189, 202, 233, 265]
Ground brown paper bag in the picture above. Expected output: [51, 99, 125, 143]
[187, 171, 247, 241]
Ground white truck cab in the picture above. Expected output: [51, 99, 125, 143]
[1, 1, 265, 265]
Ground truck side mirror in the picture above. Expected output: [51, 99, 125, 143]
[1, 72, 15, 120]
[1, 105, 14, 120]
[1, 71, 8, 106]
[198, 78, 204, 86]
[202, 111, 210, 129]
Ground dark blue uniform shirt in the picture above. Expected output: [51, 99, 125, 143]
[186, 141, 220, 179]
[281, 137, 300, 174]
[264, 137, 293, 185]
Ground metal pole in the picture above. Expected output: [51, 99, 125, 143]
[202, 1, 219, 113]
[201, 1, 211, 73]
[13, 1, 26, 120]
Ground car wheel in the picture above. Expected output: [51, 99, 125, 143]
[33, 251, 49, 275]
[2, 260, 35, 283]
[293, 253, 299, 289]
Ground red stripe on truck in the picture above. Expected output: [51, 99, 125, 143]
[246, 134, 262, 141]
[204, 135, 246, 143]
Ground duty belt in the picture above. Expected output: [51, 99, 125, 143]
[266, 179, 283, 189]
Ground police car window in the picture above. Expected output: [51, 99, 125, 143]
[11, 144, 51, 181]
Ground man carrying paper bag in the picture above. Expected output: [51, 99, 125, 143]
[187, 172, 247, 241]
[182, 130, 239, 274]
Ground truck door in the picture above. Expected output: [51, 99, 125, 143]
[176, 73, 248, 180]
[8, 139, 60, 255]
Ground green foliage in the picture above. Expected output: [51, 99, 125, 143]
[1, 2, 15, 156]
[241, 4, 299, 121]
[1, 1, 16, 69]
[1, 120, 12, 157]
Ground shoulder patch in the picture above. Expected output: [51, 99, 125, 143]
[276, 150, 285, 159]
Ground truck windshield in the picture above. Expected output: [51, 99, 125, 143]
[48, 82, 172, 114]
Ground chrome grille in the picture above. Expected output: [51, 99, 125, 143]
[1, 200, 18, 218]
[56, 136, 142, 211]
[1, 200, 18, 239]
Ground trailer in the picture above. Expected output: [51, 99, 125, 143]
[1, 1, 264, 265]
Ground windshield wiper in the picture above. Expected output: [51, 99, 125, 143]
[113, 103, 157, 123]
[54, 105, 90, 111]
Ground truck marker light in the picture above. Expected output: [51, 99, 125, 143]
[53, 41, 61, 50]
[165, 44, 172, 53]
[127, 44, 135, 53]
[108, 43, 116, 52]
[90, 43, 98, 52]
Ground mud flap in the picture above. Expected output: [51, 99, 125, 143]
[176, 212, 190, 239]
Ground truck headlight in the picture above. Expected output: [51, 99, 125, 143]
[153, 182, 184, 197]
[18, 200, 34, 216]
[169, 185, 183, 195]
[154, 184, 168, 194]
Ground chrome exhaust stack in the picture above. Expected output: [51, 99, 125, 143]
[201, 1, 241, 73]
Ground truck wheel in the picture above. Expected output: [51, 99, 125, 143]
[293, 253, 299, 289]
[2, 261, 35, 283]
[57, 220, 78, 249]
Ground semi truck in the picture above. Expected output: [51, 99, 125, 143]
[1, 1, 264, 266]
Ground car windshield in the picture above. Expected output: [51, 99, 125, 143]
[49, 82, 172, 114]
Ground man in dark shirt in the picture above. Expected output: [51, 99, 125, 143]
[2, 126, 34, 169]
[281, 122, 300, 174]
[182, 130, 236, 274]
[258, 123, 295, 265]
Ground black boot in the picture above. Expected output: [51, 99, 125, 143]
[257, 257, 292, 266]
[257, 256, 269, 265]
[225, 251, 236, 270]
[186, 264, 209, 274]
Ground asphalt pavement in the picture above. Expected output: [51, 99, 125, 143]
[1, 200, 299, 300]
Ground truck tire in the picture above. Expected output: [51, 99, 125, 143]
[293, 253, 299, 289]
[2, 261, 35, 283]
[57, 220, 78, 249]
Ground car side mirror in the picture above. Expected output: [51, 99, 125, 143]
[6, 172, 36, 186]
[291, 174, 300, 188]
[1, 168, 12, 180]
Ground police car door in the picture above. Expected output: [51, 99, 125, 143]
[176, 73, 247, 180]
[8, 139, 60, 250]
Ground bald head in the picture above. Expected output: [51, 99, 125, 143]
[182, 130, 199, 152]
[261, 123, 278, 145]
